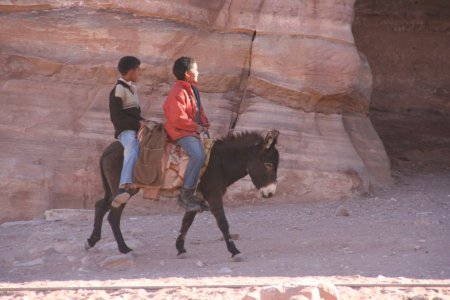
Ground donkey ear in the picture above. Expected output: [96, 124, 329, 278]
[262, 129, 279, 149]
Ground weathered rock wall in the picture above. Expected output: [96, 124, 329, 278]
[353, 0, 450, 116]
[353, 0, 450, 170]
[0, 0, 391, 222]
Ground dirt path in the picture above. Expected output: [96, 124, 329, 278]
[1, 169, 449, 299]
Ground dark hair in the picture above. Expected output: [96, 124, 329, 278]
[172, 56, 196, 80]
[118, 56, 141, 75]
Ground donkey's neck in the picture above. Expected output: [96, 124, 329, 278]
[198, 132, 264, 198]
[217, 144, 257, 188]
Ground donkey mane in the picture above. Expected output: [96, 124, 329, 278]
[215, 131, 263, 148]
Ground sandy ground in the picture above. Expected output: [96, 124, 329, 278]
[0, 164, 449, 299]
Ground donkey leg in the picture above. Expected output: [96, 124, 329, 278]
[85, 198, 110, 249]
[175, 211, 198, 256]
[211, 206, 241, 258]
[107, 204, 133, 254]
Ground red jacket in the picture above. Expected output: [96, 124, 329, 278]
[163, 80, 210, 141]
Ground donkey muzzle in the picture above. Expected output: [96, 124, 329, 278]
[260, 182, 277, 198]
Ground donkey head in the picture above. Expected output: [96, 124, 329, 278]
[247, 129, 280, 198]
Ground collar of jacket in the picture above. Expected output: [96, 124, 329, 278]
[117, 79, 135, 94]
[119, 78, 134, 86]
[175, 80, 199, 93]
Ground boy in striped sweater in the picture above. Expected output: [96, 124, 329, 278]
[109, 56, 147, 208]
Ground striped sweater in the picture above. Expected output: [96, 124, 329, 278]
[109, 79, 143, 138]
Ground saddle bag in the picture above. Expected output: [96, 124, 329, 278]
[132, 122, 166, 187]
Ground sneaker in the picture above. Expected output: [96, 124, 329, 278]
[122, 183, 139, 196]
[111, 188, 131, 208]
[127, 186, 139, 197]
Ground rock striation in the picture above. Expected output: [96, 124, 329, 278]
[0, 0, 391, 222]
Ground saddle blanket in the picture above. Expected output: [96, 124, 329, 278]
[132, 122, 214, 199]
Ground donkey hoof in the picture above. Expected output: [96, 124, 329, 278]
[119, 246, 133, 254]
[177, 249, 187, 258]
[126, 251, 137, 258]
[85, 239, 92, 251]
[232, 253, 244, 262]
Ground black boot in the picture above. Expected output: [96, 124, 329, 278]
[178, 188, 202, 212]
[194, 191, 210, 212]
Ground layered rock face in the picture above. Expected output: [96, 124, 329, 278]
[353, 0, 450, 170]
[0, 0, 391, 222]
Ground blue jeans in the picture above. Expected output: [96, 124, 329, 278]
[118, 130, 139, 187]
[176, 136, 205, 189]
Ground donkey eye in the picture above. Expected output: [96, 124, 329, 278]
[264, 162, 273, 170]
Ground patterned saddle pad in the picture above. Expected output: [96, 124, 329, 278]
[138, 134, 214, 200]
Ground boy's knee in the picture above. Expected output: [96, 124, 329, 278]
[192, 152, 205, 165]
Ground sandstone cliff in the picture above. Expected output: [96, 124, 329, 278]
[0, 0, 392, 222]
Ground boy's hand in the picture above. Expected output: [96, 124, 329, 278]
[140, 120, 149, 129]
[197, 125, 210, 138]
[197, 125, 205, 134]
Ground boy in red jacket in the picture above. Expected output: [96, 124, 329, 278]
[163, 57, 210, 212]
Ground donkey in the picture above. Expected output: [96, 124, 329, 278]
[85, 130, 279, 258]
